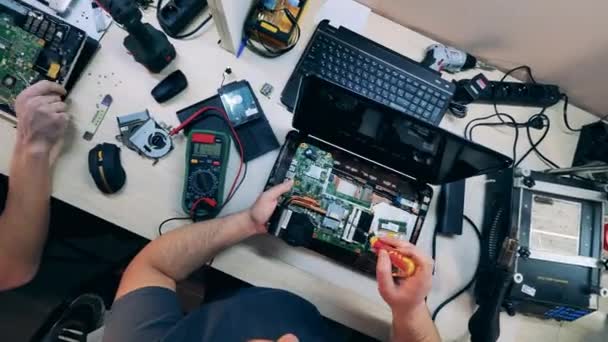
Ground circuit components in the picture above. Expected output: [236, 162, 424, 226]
[0, 15, 44, 105]
[280, 142, 420, 255]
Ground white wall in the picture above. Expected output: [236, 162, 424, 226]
[357, 0, 608, 117]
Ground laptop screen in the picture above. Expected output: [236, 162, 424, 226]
[292, 75, 513, 185]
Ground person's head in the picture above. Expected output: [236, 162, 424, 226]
[249, 333, 299, 342]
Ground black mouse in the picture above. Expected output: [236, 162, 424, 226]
[88, 143, 126, 194]
[151, 70, 188, 103]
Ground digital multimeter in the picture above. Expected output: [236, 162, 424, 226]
[182, 130, 230, 218]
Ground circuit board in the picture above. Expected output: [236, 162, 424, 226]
[0, 15, 44, 106]
[281, 142, 418, 255]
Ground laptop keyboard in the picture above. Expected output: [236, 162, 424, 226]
[296, 32, 450, 124]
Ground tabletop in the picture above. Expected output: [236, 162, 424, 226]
[1, 1, 606, 340]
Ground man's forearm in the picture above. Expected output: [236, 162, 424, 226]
[116, 210, 258, 299]
[391, 304, 441, 342]
[0, 142, 52, 289]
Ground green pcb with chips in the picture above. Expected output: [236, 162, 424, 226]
[0, 15, 44, 106]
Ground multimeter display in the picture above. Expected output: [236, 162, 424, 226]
[193, 144, 221, 157]
[182, 130, 230, 218]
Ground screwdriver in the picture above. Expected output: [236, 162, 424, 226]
[370, 236, 416, 277]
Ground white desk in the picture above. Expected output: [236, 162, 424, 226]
[1, 1, 606, 340]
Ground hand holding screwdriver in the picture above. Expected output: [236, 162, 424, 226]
[370, 236, 416, 277]
[374, 237, 440, 342]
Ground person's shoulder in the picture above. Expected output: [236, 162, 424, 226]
[102, 287, 182, 342]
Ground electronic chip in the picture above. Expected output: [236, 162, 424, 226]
[379, 219, 407, 233]
[304, 148, 317, 161]
[306, 165, 324, 180]
[260, 83, 274, 98]
[322, 216, 340, 230]
[327, 202, 347, 221]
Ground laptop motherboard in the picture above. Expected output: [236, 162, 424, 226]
[0, 15, 44, 105]
[278, 142, 427, 255]
[0, 0, 88, 112]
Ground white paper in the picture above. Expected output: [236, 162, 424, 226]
[529, 196, 581, 256]
[315, 0, 371, 34]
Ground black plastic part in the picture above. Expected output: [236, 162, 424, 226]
[573, 121, 608, 166]
[123, 23, 176, 73]
[462, 53, 477, 71]
[466, 80, 561, 107]
[293, 75, 513, 185]
[151, 70, 188, 103]
[469, 267, 512, 342]
[158, 0, 207, 37]
[88, 143, 126, 194]
[436, 180, 465, 235]
[453, 73, 490, 104]
[283, 211, 314, 247]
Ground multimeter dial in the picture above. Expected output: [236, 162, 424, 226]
[190, 169, 219, 197]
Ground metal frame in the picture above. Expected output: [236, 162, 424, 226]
[514, 179, 606, 203]
[511, 171, 606, 311]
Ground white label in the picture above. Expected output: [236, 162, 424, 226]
[521, 284, 536, 297]
[245, 107, 258, 116]
[279, 210, 293, 230]
[381, 222, 400, 232]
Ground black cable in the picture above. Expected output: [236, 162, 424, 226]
[158, 216, 191, 236]
[156, 0, 213, 39]
[431, 215, 482, 321]
[465, 112, 520, 162]
[561, 94, 582, 132]
[525, 118, 560, 169]
[513, 112, 559, 168]
[223, 162, 248, 205]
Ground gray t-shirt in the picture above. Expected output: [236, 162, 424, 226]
[102, 286, 334, 341]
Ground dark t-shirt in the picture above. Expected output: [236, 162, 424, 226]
[103, 287, 334, 342]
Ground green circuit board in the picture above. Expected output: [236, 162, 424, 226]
[283, 143, 374, 254]
[285, 142, 333, 195]
[0, 15, 44, 106]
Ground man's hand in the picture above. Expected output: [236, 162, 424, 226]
[248, 180, 293, 234]
[376, 237, 439, 342]
[376, 237, 433, 316]
[14, 80, 68, 154]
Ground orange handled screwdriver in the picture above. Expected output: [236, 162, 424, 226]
[370, 236, 416, 277]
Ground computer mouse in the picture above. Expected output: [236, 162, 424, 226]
[88, 143, 126, 194]
[151, 70, 188, 103]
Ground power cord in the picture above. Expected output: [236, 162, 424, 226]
[464, 112, 520, 162]
[561, 94, 582, 132]
[156, 0, 213, 39]
[431, 215, 481, 321]
[478, 64, 570, 167]
[519, 112, 560, 169]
